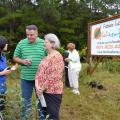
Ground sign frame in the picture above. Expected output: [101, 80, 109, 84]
[88, 14, 120, 74]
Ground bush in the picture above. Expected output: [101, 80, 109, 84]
[102, 59, 120, 73]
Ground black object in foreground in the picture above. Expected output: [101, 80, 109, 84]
[89, 81, 104, 90]
[6, 67, 11, 70]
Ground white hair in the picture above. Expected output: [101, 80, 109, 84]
[44, 33, 60, 49]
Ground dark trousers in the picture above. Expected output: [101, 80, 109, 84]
[43, 93, 62, 120]
[0, 94, 6, 119]
[0, 94, 6, 112]
[65, 67, 70, 88]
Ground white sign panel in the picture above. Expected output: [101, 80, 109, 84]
[91, 17, 120, 56]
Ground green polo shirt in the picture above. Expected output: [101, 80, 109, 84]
[14, 37, 47, 80]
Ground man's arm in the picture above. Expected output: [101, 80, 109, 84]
[13, 41, 32, 66]
[13, 57, 24, 64]
[13, 57, 32, 66]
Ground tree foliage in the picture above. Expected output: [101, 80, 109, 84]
[0, 0, 119, 58]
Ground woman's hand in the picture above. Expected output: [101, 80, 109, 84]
[0, 68, 12, 76]
[36, 88, 43, 97]
[65, 58, 73, 62]
[65, 58, 70, 62]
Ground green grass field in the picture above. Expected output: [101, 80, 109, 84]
[6, 63, 120, 120]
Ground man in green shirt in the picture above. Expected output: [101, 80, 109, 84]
[13, 25, 46, 120]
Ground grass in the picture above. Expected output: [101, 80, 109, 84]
[5, 63, 120, 120]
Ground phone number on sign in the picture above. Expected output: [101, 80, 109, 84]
[96, 44, 120, 49]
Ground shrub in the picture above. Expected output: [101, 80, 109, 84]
[102, 59, 120, 73]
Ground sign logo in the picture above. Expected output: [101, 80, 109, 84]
[94, 27, 101, 39]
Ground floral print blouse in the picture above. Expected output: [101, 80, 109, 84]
[35, 50, 64, 95]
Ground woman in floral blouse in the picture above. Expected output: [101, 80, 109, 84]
[35, 33, 64, 120]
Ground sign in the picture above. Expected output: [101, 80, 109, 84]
[90, 16, 120, 56]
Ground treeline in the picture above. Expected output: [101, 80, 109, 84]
[0, 0, 120, 57]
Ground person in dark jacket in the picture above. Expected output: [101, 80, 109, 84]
[64, 49, 70, 88]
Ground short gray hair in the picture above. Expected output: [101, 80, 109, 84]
[44, 33, 60, 49]
[26, 25, 38, 31]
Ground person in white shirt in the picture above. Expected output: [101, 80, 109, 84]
[65, 43, 81, 95]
